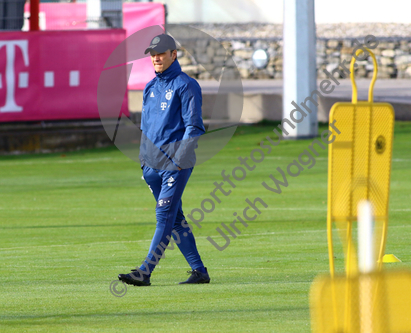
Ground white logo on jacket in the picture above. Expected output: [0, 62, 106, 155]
[165, 89, 173, 100]
[161, 102, 167, 110]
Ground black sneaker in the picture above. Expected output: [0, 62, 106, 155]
[179, 267, 210, 284]
[118, 269, 151, 286]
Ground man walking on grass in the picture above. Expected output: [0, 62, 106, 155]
[118, 34, 210, 286]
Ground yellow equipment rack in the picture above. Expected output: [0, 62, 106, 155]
[327, 48, 394, 278]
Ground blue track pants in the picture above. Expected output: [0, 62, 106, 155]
[139, 165, 204, 275]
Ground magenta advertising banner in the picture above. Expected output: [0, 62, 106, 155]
[0, 29, 127, 122]
[22, 2, 166, 90]
[123, 3, 166, 90]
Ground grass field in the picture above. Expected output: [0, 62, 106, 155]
[1, 122, 411, 332]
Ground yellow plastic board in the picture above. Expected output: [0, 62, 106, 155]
[382, 254, 402, 263]
[310, 270, 411, 333]
[327, 49, 394, 276]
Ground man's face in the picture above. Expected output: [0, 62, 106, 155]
[150, 50, 176, 73]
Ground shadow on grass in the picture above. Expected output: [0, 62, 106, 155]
[0, 222, 153, 230]
[0, 305, 307, 321]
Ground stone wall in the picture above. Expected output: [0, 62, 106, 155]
[177, 37, 411, 80]
[171, 22, 411, 80]
[317, 39, 411, 79]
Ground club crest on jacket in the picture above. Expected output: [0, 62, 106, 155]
[165, 89, 173, 100]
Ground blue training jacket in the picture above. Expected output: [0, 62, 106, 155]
[139, 60, 205, 170]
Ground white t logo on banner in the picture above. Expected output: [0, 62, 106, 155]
[0, 40, 29, 113]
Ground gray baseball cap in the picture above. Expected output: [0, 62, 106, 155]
[144, 34, 177, 54]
